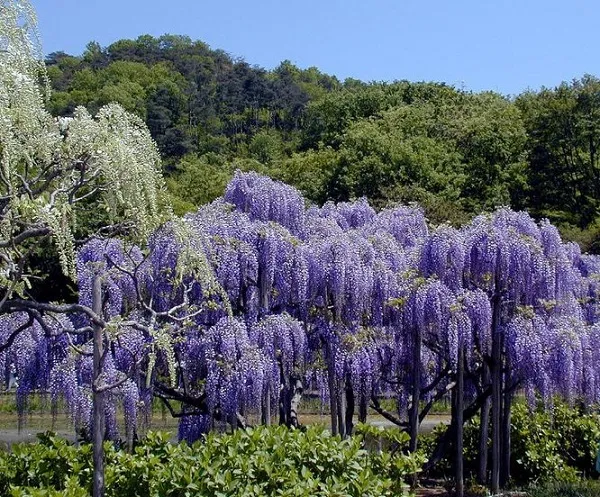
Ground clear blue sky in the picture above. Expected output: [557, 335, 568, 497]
[31, 0, 598, 96]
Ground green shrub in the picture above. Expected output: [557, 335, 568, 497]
[552, 403, 600, 476]
[0, 433, 93, 495]
[527, 479, 600, 497]
[0, 426, 423, 496]
[509, 402, 600, 484]
[354, 423, 425, 488]
[419, 400, 600, 486]
[509, 403, 578, 484]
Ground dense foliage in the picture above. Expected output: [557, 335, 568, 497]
[424, 400, 600, 484]
[0, 427, 421, 496]
[1, 168, 599, 495]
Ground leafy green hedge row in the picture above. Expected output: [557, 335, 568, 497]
[526, 479, 600, 497]
[421, 400, 600, 485]
[509, 402, 600, 482]
[0, 425, 423, 497]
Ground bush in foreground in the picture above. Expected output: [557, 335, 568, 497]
[420, 400, 600, 486]
[527, 479, 600, 497]
[0, 426, 423, 496]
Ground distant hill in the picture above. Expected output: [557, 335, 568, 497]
[46, 35, 600, 252]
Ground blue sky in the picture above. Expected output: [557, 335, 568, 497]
[31, 0, 597, 96]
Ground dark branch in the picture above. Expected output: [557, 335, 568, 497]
[0, 315, 34, 353]
[3, 299, 105, 327]
[370, 395, 407, 428]
[0, 226, 51, 248]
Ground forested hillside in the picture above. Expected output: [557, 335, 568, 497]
[46, 35, 600, 252]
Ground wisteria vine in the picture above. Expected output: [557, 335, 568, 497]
[1, 170, 599, 451]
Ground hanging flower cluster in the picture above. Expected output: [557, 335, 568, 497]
[2, 172, 599, 442]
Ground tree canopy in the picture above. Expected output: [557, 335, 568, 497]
[41, 36, 600, 252]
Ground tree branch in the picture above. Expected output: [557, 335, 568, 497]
[370, 395, 407, 428]
[3, 299, 105, 327]
[0, 315, 34, 353]
[0, 226, 51, 248]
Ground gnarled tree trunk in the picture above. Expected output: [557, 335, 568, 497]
[478, 363, 491, 485]
[92, 277, 105, 497]
[455, 346, 465, 497]
[490, 294, 502, 495]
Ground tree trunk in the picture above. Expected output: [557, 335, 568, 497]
[337, 376, 346, 439]
[424, 386, 491, 472]
[258, 386, 263, 426]
[229, 412, 238, 431]
[500, 380, 513, 487]
[478, 363, 491, 485]
[408, 325, 422, 488]
[490, 295, 502, 495]
[289, 378, 303, 428]
[279, 373, 290, 426]
[345, 378, 354, 436]
[262, 384, 271, 426]
[409, 325, 422, 453]
[455, 346, 465, 497]
[326, 343, 338, 435]
[358, 396, 368, 424]
[92, 277, 105, 497]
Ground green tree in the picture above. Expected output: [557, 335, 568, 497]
[167, 154, 231, 213]
[445, 92, 528, 212]
[249, 129, 284, 164]
[277, 147, 341, 204]
[517, 75, 600, 229]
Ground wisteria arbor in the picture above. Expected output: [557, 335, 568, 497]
[3, 167, 600, 496]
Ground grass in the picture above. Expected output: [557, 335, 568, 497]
[0, 391, 449, 447]
[0, 392, 180, 435]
